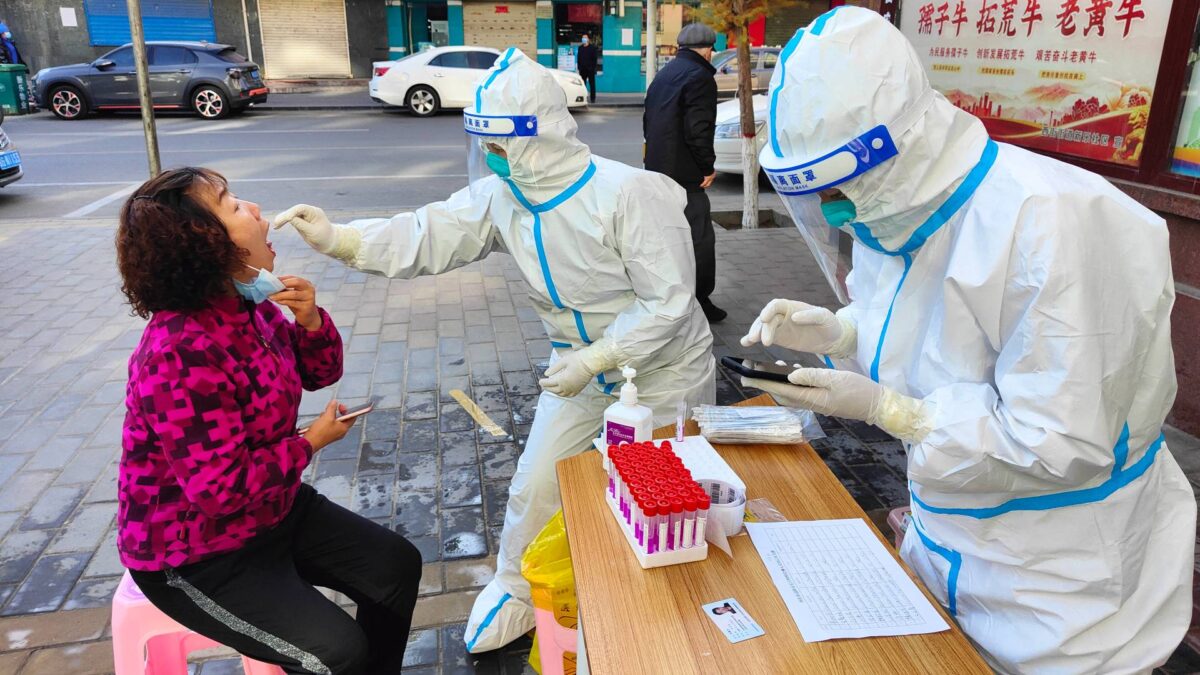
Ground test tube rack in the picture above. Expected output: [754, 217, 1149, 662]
[605, 494, 707, 569]
[601, 440, 709, 570]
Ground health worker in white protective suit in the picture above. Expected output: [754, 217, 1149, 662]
[274, 48, 715, 653]
[740, 8, 1195, 674]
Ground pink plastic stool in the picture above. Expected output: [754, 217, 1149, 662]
[533, 606, 578, 675]
[888, 506, 912, 550]
[111, 571, 285, 675]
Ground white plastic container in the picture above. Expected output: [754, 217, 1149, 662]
[603, 366, 653, 446]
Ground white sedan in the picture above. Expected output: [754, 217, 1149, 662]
[370, 46, 589, 117]
[713, 95, 769, 174]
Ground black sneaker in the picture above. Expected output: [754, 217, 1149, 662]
[701, 301, 727, 323]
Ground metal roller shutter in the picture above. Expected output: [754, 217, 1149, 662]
[464, 1, 536, 56]
[84, 0, 216, 46]
[764, 3, 827, 47]
[258, 0, 352, 79]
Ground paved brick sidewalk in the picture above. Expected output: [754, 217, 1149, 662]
[0, 216, 1197, 673]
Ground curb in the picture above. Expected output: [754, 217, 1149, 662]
[255, 103, 644, 113]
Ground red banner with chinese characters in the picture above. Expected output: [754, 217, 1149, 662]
[900, 0, 1170, 166]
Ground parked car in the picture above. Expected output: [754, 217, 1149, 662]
[0, 124, 22, 187]
[33, 42, 267, 121]
[370, 46, 589, 117]
[713, 94, 768, 175]
[712, 48, 780, 98]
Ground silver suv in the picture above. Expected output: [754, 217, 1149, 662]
[33, 42, 268, 121]
[712, 47, 781, 98]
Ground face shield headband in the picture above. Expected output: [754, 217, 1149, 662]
[465, 111, 539, 193]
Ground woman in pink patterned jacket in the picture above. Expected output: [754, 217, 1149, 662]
[116, 167, 420, 674]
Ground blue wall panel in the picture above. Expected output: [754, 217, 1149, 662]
[84, 0, 217, 46]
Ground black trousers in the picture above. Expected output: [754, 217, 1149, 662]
[685, 189, 716, 306]
[130, 485, 422, 675]
[579, 69, 597, 102]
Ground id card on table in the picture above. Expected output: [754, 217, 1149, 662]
[702, 598, 764, 643]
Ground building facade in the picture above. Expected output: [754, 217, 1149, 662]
[0, 0, 826, 92]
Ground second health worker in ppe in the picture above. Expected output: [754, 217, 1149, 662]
[742, 8, 1194, 674]
[275, 48, 715, 654]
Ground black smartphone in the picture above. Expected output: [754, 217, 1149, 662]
[719, 356, 797, 383]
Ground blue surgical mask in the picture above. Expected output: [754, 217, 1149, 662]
[820, 199, 857, 228]
[582, 37, 589, 45]
[233, 265, 286, 304]
[487, 152, 512, 178]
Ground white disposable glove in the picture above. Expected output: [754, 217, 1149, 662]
[273, 204, 361, 262]
[539, 338, 621, 398]
[743, 368, 932, 442]
[740, 299, 856, 358]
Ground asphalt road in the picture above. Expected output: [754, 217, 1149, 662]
[0, 108, 767, 223]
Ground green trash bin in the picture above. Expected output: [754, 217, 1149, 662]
[0, 65, 31, 116]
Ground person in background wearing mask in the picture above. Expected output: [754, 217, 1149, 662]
[742, 9, 1194, 673]
[576, 34, 598, 104]
[643, 23, 724, 323]
[116, 168, 422, 674]
[275, 48, 715, 653]
[0, 23, 25, 68]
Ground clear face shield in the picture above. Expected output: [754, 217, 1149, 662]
[464, 110, 538, 195]
[760, 125, 899, 305]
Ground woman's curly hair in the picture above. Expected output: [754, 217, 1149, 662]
[117, 167, 245, 318]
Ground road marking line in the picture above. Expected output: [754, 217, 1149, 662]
[22, 144, 465, 156]
[22, 174, 467, 188]
[62, 183, 138, 218]
[10, 129, 373, 137]
[449, 389, 507, 437]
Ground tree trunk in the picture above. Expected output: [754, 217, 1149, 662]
[736, 23, 759, 229]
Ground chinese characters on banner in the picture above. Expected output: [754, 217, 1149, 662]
[900, 0, 1170, 166]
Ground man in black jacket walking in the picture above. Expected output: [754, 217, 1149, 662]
[643, 23, 725, 322]
[576, 35, 598, 104]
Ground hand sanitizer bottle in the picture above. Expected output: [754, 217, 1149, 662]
[604, 366, 654, 446]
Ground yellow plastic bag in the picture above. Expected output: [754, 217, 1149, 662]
[522, 509, 577, 675]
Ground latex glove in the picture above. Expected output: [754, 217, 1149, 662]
[743, 368, 932, 442]
[741, 299, 856, 358]
[539, 338, 621, 398]
[274, 204, 362, 262]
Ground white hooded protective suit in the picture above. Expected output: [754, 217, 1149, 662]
[289, 48, 715, 652]
[759, 8, 1194, 673]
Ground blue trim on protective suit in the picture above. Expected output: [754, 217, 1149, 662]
[769, 29, 805, 158]
[536, 163, 596, 212]
[550, 340, 572, 349]
[572, 310, 593, 344]
[475, 47, 516, 113]
[466, 592, 512, 651]
[870, 254, 912, 383]
[911, 426, 1165, 519]
[596, 372, 618, 395]
[810, 6, 842, 34]
[910, 515, 960, 617]
[849, 141, 998, 257]
[504, 163, 598, 344]
[768, 7, 842, 158]
[864, 141, 997, 383]
[823, 355, 835, 369]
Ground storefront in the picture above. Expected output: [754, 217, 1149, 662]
[385, 0, 452, 57]
[898, 0, 1200, 434]
[256, 0, 352, 78]
[465, 1, 537, 54]
[385, 0, 649, 92]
